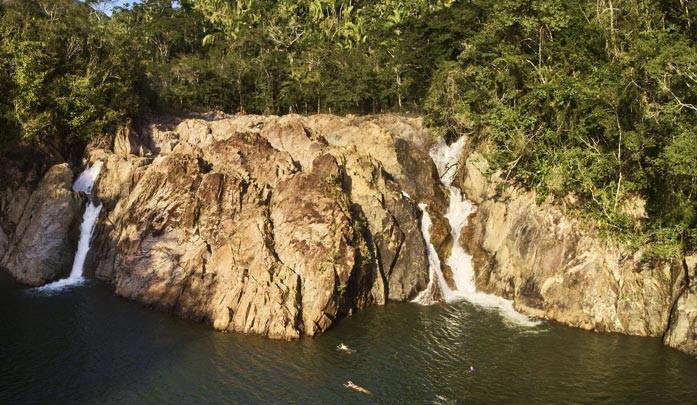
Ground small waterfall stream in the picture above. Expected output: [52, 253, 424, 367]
[38, 162, 103, 292]
[414, 139, 538, 326]
[412, 203, 449, 304]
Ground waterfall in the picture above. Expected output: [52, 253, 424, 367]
[72, 161, 103, 195]
[38, 162, 103, 292]
[412, 203, 449, 304]
[413, 139, 538, 326]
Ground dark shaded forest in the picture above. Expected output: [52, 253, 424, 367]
[0, 0, 695, 257]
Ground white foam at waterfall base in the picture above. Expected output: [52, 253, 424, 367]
[413, 138, 539, 327]
[37, 162, 103, 293]
[444, 185, 539, 327]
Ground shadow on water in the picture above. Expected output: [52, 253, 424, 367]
[0, 273, 196, 403]
[1, 272, 696, 404]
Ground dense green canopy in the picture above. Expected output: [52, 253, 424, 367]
[0, 0, 695, 256]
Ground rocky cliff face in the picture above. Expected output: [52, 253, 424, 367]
[664, 255, 697, 356]
[1, 116, 694, 356]
[456, 150, 694, 356]
[0, 146, 81, 286]
[82, 114, 449, 339]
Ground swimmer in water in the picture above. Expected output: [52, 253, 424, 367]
[337, 343, 354, 353]
[344, 380, 371, 395]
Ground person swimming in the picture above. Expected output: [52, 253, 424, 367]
[344, 380, 371, 395]
[337, 343, 354, 354]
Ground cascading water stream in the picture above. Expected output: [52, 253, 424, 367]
[412, 203, 449, 304]
[413, 138, 538, 326]
[38, 161, 103, 292]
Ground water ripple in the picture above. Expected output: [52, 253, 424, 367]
[1, 277, 696, 404]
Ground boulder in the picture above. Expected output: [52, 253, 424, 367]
[260, 115, 326, 170]
[113, 124, 151, 157]
[1, 164, 81, 286]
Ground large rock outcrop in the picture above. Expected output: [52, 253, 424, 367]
[1, 163, 81, 285]
[1, 145, 57, 242]
[84, 114, 449, 339]
[2, 114, 695, 356]
[664, 255, 697, 356]
[456, 150, 691, 352]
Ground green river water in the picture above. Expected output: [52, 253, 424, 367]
[1, 274, 696, 404]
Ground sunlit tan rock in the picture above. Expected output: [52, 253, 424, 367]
[1, 164, 81, 286]
[84, 114, 441, 338]
[458, 151, 682, 339]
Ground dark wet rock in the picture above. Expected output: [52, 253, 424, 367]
[0, 225, 7, 258]
[664, 255, 697, 356]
